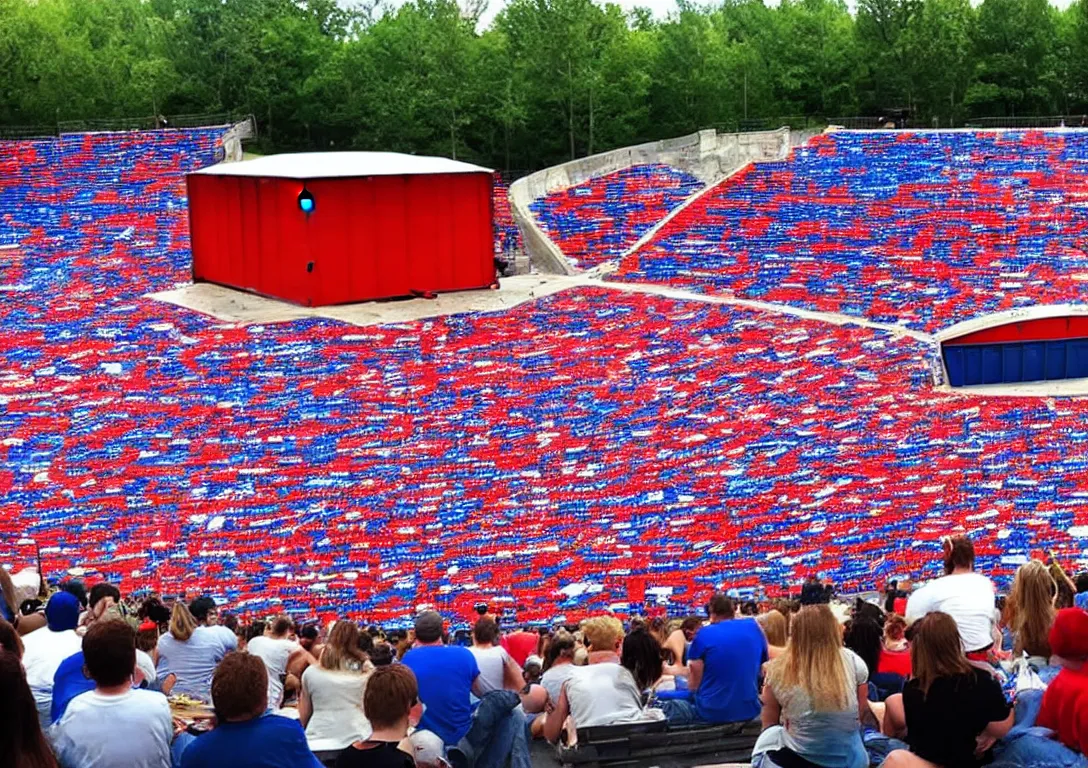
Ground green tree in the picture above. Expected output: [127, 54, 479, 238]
[898, 0, 975, 125]
[967, 0, 1062, 117]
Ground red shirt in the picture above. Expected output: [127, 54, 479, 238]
[1038, 665, 1088, 754]
[501, 631, 538, 667]
[877, 646, 912, 678]
[893, 597, 907, 615]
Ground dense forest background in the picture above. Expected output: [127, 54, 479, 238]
[1, 0, 1085, 170]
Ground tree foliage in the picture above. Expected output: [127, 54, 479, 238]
[0, 0, 1085, 168]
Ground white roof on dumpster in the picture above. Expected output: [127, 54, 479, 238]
[192, 151, 492, 179]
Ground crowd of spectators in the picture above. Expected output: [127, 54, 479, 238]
[5, 533, 1088, 768]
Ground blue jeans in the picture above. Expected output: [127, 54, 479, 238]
[988, 689, 1088, 768]
[455, 690, 530, 768]
[659, 698, 706, 726]
[172, 732, 196, 768]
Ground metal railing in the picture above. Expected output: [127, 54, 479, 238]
[965, 115, 1088, 129]
[0, 111, 251, 139]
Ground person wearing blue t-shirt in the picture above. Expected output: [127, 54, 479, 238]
[402, 611, 484, 745]
[402, 611, 529, 768]
[179, 651, 321, 768]
[660, 593, 767, 725]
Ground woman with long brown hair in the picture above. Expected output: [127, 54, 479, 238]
[881, 612, 1013, 768]
[0, 649, 58, 768]
[753, 604, 871, 768]
[299, 621, 372, 753]
[1007, 560, 1057, 660]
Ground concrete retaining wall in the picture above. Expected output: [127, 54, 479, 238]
[510, 127, 814, 274]
[220, 117, 256, 163]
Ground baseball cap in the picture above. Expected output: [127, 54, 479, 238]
[45, 591, 80, 632]
[412, 730, 450, 768]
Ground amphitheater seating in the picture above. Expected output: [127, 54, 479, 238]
[530, 164, 703, 270]
[492, 174, 522, 258]
[554, 719, 762, 768]
[614, 131, 1088, 331]
[5, 128, 1088, 623]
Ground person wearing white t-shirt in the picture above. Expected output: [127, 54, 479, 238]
[469, 616, 525, 694]
[188, 596, 239, 648]
[299, 621, 373, 752]
[156, 603, 236, 700]
[22, 591, 84, 727]
[247, 616, 313, 710]
[51, 620, 174, 768]
[543, 617, 663, 744]
[906, 534, 997, 653]
[540, 631, 579, 705]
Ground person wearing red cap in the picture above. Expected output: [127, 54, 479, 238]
[1037, 608, 1088, 753]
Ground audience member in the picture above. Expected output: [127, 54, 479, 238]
[1037, 607, 1088, 754]
[51, 607, 157, 722]
[248, 615, 312, 711]
[335, 664, 420, 768]
[0, 616, 23, 657]
[1050, 559, 1078, 609]
[137, 619, 160, 654]
[1, 567, 19, 625]
[470, 616, 524, 694]
[402, 611, 481, 747]
[756, 610, 788, 649]
[156, 602, 234, 700]
[661, 616, 702, 671]
[843, 617, 881, 677]
[188, 597, 236, 646]
[369, 643, 395, 667]
[844, 615, 902, 700]
[50, 621, 173, 768]
[1075, 573, 1088, 611]
[22, 591, 83, 727]
[179, 652, 322, 768]
[885, 580, 911, 615]
[0, 649, 59, 768]
[800, 576, 833, 606]
[540, 630, 578, 705]
[754, 604, 871, 768]
[543, 617, 663, 743]
[58, 581, 87, 612]
[660, 594, 767, 725]
[300, 621, 373, 753]
[1007, 560, 1056, 660]
[878, 615, 911, 677]
[905, 535, 996, 656]
[645, 616, 670, 650]
[138, 597, 172, 634]
[881, 612, 1013, 768]
[299, 624, 322, 658]
[500, 626, 538, 668]
[620, 625, 664, 691]
[79, 582, 122, 631]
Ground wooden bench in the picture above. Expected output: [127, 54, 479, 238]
[553, 719, 762, 768]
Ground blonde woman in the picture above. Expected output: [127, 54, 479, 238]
[542, 616, 663, 743]
[753, 604, 871, 768]
[1006, 560, 1056, 661]
[299, 621, 373, 753]
[154, 602, 235, 700]
[757, 610, 788, 649]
